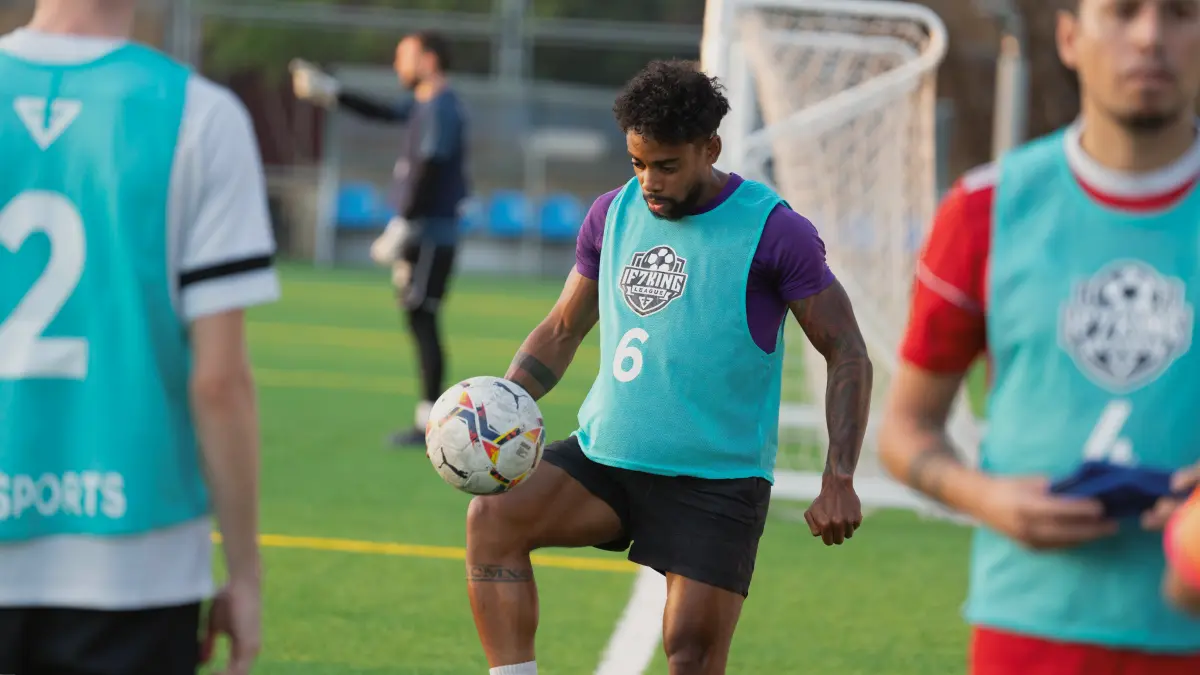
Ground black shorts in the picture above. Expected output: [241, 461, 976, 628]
[396, 239, 456, 312]
[0, 602, 200, 675]
[544, 436, 771, 597]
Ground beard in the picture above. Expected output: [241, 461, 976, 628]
[1112, 100, 1188, 134]
[644, 181, 707, 221]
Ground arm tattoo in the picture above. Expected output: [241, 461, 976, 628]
[467, 563, 534, 583]
[790, 281, 873, 478]
[905, 443, 961, 504]
[509, 351, 560, 394]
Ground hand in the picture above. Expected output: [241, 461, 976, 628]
[370, 217, 409, 267]
[805, 475, 862, 545]
[1142, 464, 1200, 531]
[979, 476, 1118, 550]
[289, 58, 340, 108]
[201, 579, 262, 675]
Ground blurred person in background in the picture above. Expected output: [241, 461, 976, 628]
[0, 0, 278, 673]
[880, 0, 1200, 673]
[291, 31, 469, 449]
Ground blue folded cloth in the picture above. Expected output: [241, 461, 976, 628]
[1050, 460, 1185, 519]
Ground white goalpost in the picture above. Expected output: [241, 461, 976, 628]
[701, 0, 981, 515]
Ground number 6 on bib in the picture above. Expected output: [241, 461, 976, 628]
[613, 327, 648, 383]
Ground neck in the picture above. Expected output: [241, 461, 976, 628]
[1078, 103, 1196, 173]
[414, 74, 446, 102]
[28, 0, 134, 39]
[701, 169, 729, 202]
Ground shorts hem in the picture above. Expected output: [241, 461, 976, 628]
[630, 553, 752, 598]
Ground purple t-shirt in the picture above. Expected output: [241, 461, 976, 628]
[576, 173, 836, 353]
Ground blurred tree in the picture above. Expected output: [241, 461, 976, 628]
[198, 0, 702, 80]
[199, 0, 494, 79]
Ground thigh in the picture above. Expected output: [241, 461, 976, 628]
[469, 436, 628, 552]
[30, 603, 200, 675]
[0, 608, 29, 674]
[399, 240, 455, 312]
[662, 574, 745, 674]
[969, 627, 1119, 675]
[628, 475, 771, 597]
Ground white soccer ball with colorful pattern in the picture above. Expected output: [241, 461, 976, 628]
[425, 375, 546, 495]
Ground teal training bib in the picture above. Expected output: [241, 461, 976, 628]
[0, 44, 208, 541]
[576, 177, 785, 481]
[967, 129, 1200, 650]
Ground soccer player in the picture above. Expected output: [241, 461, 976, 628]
[465, 60, 872, 675]
[0, 1, 278, 673]
[291, 32, 469, 448]
[879, 0, 1200, 673]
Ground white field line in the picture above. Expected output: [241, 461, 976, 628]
[594, 567, 668, 675]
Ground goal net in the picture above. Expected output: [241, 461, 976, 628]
[701, 0, 980, 515]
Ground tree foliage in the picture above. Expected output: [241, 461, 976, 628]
[198, 0, 701, 82]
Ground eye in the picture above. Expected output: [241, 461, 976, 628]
[1112, 0, 1140, 20]
[1165, 0, 1199, 20]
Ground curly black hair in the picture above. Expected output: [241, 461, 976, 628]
[613, 59, 731, 145]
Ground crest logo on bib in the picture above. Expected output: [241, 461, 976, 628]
[1060, 260, 1193, 393]
[619, 245, 688, 317]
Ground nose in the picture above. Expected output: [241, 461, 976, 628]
[1130, 4, 1166, 50]
[640, 168, 665, 194]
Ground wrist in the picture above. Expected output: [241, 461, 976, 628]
[822, 467, 854, 487]
[946, 469, 996, 522]
[226, 557, 263, 587]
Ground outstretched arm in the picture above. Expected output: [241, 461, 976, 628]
[290, 59, 413, 123]
[337, 91, 414, 124]
[790, 280, 873, 481]
[505, 269, 599, 400]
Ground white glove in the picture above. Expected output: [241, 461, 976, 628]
[370, 216, 410, 267]
[289, 58, 341, 108]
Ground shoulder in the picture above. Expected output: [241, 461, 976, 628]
[437, 88, 467, 117]
[755, 203, 835, 301]
[757, 202, 825, 262]
[181, 74, 256, 151]
[583, 184, 628, 233]
[763, 202, 819, 236]
[929, 162, 997, 246]
[575, 186, 626, 279]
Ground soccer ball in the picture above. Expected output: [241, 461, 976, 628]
[425, 375, 546, 495]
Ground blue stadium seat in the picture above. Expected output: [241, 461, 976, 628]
[336, 182, 386, 229]
[457, 196, 486, 236]
[487, 190, 531, 238]
[537, 193, 583, 242]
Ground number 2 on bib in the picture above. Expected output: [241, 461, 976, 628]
[612, 327, 648, 383]
[0, 191, 88, 380]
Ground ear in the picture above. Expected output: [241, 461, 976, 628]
[1056, 9, 1079, 73]
[706, 135, 722, 165]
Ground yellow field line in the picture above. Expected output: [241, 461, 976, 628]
[212, 532, 637, 574]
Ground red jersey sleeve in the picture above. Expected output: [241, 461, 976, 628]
[898, 164, 994, 372]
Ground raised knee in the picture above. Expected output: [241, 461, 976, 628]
[663, 630, 715, 673]
[466, 495, 529, 554]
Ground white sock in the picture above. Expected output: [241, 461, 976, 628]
[489, 662, 537, 675]
[415, 400, 434, 428]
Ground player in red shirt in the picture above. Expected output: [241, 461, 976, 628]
[880, 1, 1200, 673]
